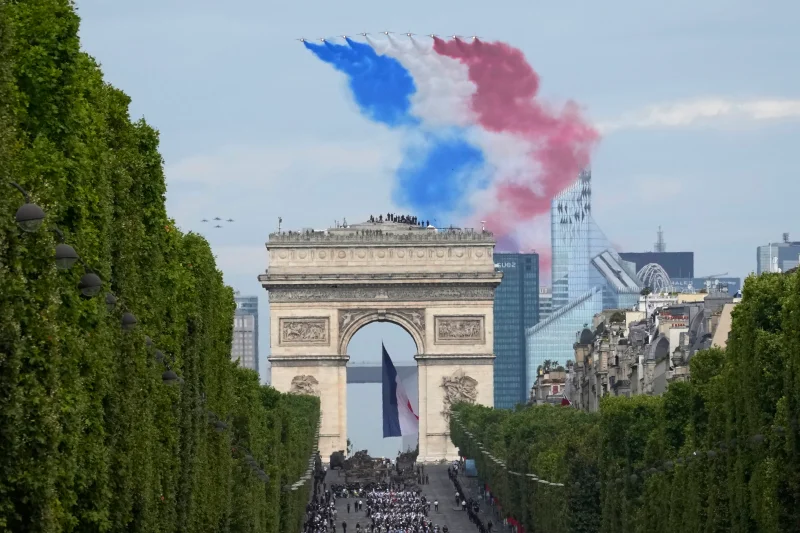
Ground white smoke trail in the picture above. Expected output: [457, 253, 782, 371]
[376, 36, 476, 128]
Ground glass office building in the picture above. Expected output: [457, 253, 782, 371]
[232, 292, 259, 373]
[671, 277, 742, 295]
[539, 288, 553, 322]
[756, 236, 800, 274]
[526, 170, 641, 392]
[493, 253, 539, 408]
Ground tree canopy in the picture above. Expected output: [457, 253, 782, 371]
[0, 1, 319, 531]
[451, 269, 800, 532]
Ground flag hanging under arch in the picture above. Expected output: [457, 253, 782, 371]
[382, 343, 419, 437]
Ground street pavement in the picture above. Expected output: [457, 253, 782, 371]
[323, 464, 477, 532]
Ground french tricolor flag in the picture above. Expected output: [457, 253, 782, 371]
[382, 343, 419, 437]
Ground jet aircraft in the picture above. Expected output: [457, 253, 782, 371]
[201, 219, 208, 222]
[214, 225, 222, 228]
[226, 219, 234, 222]
[296, 38, 306, 42]
[358, 32, 368, 37]
[213, 217, 221, 221]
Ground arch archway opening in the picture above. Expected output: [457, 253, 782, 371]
[346, 321, 419, 460]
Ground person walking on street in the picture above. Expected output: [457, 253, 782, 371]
[346, 502, 350, 513]
[434, 500, 439, 512]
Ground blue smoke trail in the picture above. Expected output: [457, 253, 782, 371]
[305, 39, 489, 219]
[394, 132, 488, 216]
[304, 38, 417, 127]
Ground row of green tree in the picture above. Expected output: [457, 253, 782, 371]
[451, 269, 800, 533]
[0, 1, 319, 531]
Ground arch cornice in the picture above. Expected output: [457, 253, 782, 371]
[337, 308, 426, 356]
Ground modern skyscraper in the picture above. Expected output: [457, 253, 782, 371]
[757, 233, 800, 274]
[526, 170, 641, 393]
[493, 252, 539, 409]
[232, 292, 259, 373]
[538, 287, 553, 322]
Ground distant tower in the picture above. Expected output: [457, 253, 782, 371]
[654, 226, 666, 253]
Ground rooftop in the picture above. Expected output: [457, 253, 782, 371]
[268, 219, 495, 246]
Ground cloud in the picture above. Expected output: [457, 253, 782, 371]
[598, 98, 800, 133]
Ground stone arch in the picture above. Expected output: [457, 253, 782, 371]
[261, 219, 502, 462]
[337, 309, 426, 356]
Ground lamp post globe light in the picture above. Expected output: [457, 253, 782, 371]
[78, 272, 103, 298]
[8, 182, 46, 232]
[15, 202, 46, 232]
[162, 369, 179, 385]
[121, 312, 137, 331]
[54, 243, 79, 270]
[105, 292, 117, 312]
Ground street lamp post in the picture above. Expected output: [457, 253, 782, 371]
[55, 243, 79, 270]
[121, 312, 137, 331]
[78, 271, 103, 298]
[8, 181, 46, 232]
[105, 292, 117, 312]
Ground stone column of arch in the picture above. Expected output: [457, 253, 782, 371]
[260, 221, 501, 462]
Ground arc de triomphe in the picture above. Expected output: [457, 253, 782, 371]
[259, 219, 501, 461]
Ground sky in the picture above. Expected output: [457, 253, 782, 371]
[75, 0, 799, 455]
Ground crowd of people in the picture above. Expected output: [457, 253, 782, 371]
[449, 462, 493, 533]
[368, 213, 430, 227]
[303, 479, 450, 532]
[302, 456, 499, 533]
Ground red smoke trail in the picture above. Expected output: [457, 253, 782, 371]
[433, 37, 599, 238]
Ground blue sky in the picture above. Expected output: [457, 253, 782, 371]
[76, 0, 798, 455]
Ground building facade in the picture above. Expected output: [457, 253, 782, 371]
[757, 233, 800, 274]
[528, 369, 567, 406]
[671, 277, 742, 295]
[568, 290, 739, 412]
[619, 251, 695, 279]
[232, 292, 259, 373]
[525, 170, 641, 393]
[539, 287, 553, 322]
[493, 252, 540, 409]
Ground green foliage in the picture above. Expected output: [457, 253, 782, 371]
[451, 270, 800, 532]
[0, 1, 319, 531]
[609, 311, 626, 324]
